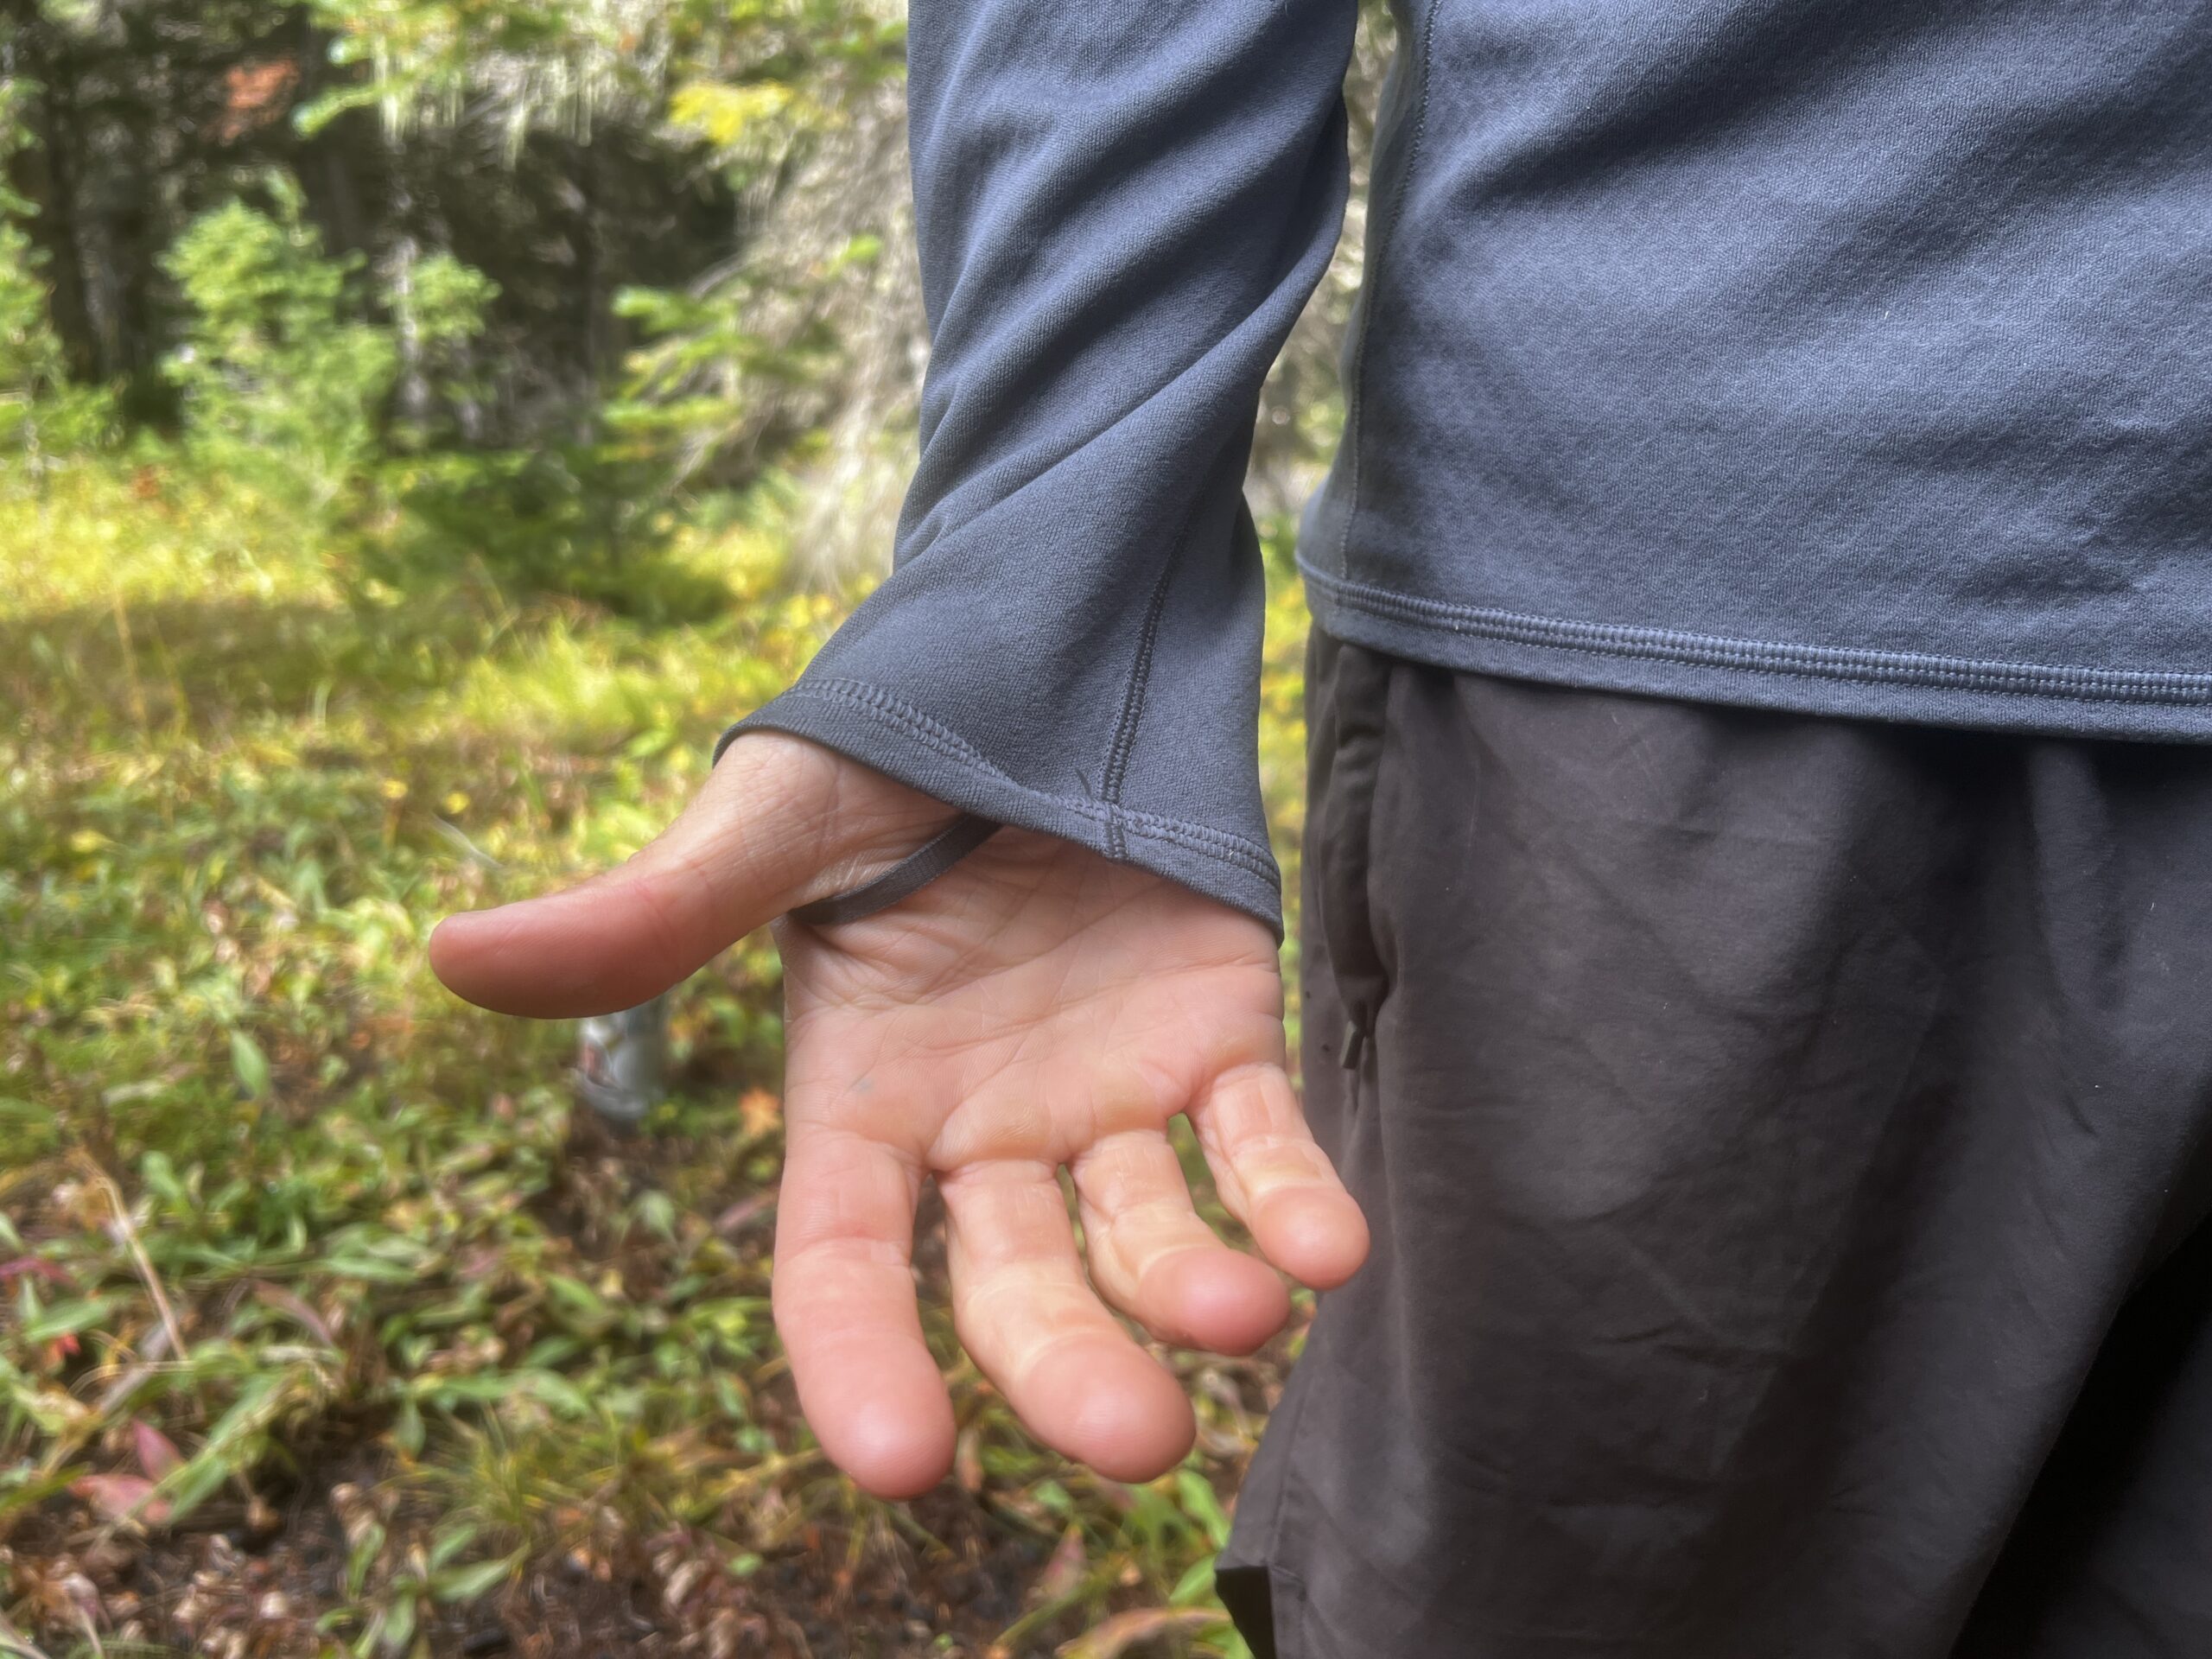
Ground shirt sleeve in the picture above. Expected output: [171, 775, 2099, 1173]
[727, 0, 1360, 933]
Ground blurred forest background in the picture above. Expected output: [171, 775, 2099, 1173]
[1, 2, 1389, 1654]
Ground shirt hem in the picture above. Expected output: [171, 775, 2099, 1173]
[1302, 560, 2212, 743]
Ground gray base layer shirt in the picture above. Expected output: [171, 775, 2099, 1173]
[730, 0, 2212, 932]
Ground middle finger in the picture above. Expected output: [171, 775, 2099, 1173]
[939, 1156, 1195, 1482]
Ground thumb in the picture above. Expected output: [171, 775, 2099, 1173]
[428, 733, 942, 1018]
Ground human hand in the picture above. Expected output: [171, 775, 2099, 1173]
[429, 733, 1368, 1497]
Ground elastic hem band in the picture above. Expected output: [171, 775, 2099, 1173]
[1302, 560, 2212, 706]
[709, 686, 1284, 933]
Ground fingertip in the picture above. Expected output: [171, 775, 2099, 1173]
[1148, 1249, 1290, 1357]
[422, 886, 683, 1018]
[424, 901, 570, 1016]
[424, 905, 505, 1007]
[425, 909, 480, 986]
[792, 1341, 957, 1499]
[1258, 1188, 1370, 1293]
[823, 1391, 957, 1501]
[1026, 1341, 1195, 1484]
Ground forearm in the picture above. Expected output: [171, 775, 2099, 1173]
[731, 0, 1358, 931]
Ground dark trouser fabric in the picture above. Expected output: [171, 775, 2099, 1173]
[1217, 633, 2212, 1659]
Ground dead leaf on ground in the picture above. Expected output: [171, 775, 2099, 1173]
[737, 1089, 781, 1141]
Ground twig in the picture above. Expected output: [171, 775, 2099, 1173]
[86, 1317, 177, 1421]
[108, 589, 151, 740]
[79, 1156, 188, 1360]
[432, 815, 505, 871]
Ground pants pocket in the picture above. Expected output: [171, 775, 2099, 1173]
[1306, 632, 1395, 1072]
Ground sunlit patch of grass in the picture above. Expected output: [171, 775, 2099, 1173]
[3, 454, 1312, 1656]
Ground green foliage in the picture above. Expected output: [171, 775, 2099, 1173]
[387, 250, 501, 449]
[0, 203, 66, 448]
[291, 0, 905, 153]
[384, 442, 742, 617]
[159, 180, 516, 552]
[400, 254, 499, 358]
[606, 269, 845, 479]
[8, 0, 932, 538]
[0, 456, 1302, 1653]
[160, 185, 401, 521]
[297, 0, 675, 146]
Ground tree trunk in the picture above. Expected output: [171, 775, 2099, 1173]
[19, 23, 99, 382]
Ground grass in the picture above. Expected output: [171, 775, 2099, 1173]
[0, 453, 1316, 1658]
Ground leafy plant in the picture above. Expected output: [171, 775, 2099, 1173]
[386, 250, 501, 451]
[160, 180, 399, 523]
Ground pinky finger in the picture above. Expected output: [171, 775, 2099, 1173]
[1190, 1064, 1370, 1292]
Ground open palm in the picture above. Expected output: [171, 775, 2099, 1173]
[429, 734, 1367, 1497]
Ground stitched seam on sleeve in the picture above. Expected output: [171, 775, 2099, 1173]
[1332, 0, 1438, 582]
[794, 677, 1014, 775]
[1118, 810, 1277, 878]
[766, 680, 1280, 880]
[1101, 559, 1179, 862]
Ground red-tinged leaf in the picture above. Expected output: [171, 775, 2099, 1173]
[1036, 1524, 1086, 1604]
[133, 1419, 185, 1479]
[1056, 1608, 1222, 1659]
[72, 1472, 172, 1525]
[0, 1256, 73, 1287]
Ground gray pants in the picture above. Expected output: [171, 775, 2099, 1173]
[1219, 633, 2212, 1658]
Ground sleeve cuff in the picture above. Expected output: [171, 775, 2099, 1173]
[723, 676, 1284, 936]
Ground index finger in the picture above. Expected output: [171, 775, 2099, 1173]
[1191, 1063, 1370, 1292]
